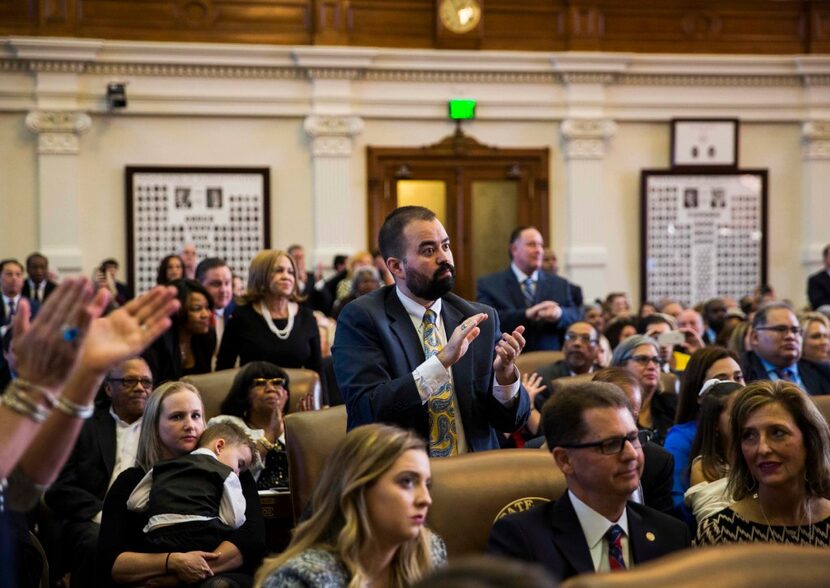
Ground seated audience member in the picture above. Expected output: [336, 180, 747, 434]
[683, 380, 743, 521]
[22, 252, 56, 303]
[0, 280, 177, 585]
[591, 368, 674, 516]
[97, 258, 133, 307]
[638, 301, 658, 322]
[334, 250, 374, 304]
[477, 226, 578, 352]
[126, 421, 256, 552]
[196, 257, 236, 351]
[659, 299, 684, 320]
[331, 265, 382, 319]
[664, 347, 744, 511]
[583, 303, 611, 366]
[800, 311, 830, 364]
[180, 243, 199, 280]
[288, 244, 331, 314]
[232, 273, 245, 299]
[603, 316, 637, 351]
[741, 301, 830, 395]
[97, 382, 266, 587]
[217, 250, 321, 374]
[727, 320, 752, 358]
[210, 362, 312, 490]
[321, 254, 348, 315]
[610, 335, 676, 445]
[676, 308, 706, 355]
[640, 313, 677, 370]
[156, 254, 185, 285]
[696, 380, 830, 546]
[702, 298, 728, 345]
[255, 424, 446, 587]
[605, 292, 632, 321]
[143, 279, 216, 384]
[1, 259, 38, 339]
[45, 357, 154, 587]
[488, 382, 689, 582]
[527, 321, 601, 435]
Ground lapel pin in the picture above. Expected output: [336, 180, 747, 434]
[646, 532, 656, 542]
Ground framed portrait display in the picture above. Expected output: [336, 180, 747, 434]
[126, 166, 270, 294]
[671, 119, 739, 168]
[640, 169, 767, 306]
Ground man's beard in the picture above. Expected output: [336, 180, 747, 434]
[405, 261, 455, 301]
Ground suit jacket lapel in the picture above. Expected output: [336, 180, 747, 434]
[95, 411, 117, 475]
[550, 493, 595, 575]
[627, 504, 659, 564]
[385, 290, 425, 371]
[503, 270, 528, 307]
[440, 301, 475, 426]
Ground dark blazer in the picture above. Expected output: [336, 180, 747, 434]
[332, 286, 530, 452]
[299, 271, 332, 314]
[21, 280, 57, 303]
[45, 408, 117, 522]
[808, 269, 830, 310]
[476, 269, 579, 351]
[741, 350, 830, 396]
[641, 441, 674, 516]
[0, 297, 39, 325]
[570, 282, 584, 309]
[487, 492, 690, 582]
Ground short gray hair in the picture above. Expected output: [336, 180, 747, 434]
[609, 335, 659, 367]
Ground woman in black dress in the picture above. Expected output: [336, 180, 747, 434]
[216, 250, 321, 374]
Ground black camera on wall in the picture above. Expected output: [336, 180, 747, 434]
[106, 82, 127, 109]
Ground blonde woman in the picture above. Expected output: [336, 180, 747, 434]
[217, 250, 321, 373]
[800, 311, 830, 364]
[255, 424, 446, 588]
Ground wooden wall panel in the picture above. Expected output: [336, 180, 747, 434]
[1, 0, 829, 55]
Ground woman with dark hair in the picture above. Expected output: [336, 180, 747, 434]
[209, 361, 301, 490]
[697, 380, 830, 546]
[664, 346, 744, 510]
[255, 424, 445, 587]
[603, 316, 638, 351]
[142, 279, 216, 384]
[683, 380, 743, 521]
[217, 250, 321, 373]
[156, 254, 185, 285]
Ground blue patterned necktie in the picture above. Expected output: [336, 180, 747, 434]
[606, 524, 626, 570]
[522, 277, 535, 307]
[421, 309, 458, 457]
[776, 367, 794, 382]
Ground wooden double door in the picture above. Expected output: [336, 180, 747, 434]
[367, 128, 550, 300]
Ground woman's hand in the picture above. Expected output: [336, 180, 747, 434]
[297, 392, 316, 412]
[168, 551, 219, 584]
[12, 278, 99, 391]
[78, 285, 179, 374]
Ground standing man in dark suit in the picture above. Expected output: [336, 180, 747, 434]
[488, 382, 689, 582]
[808, 244, 830, 310]
[45, 357, 153, 587]
[332, 206, 530, 454]
[196, 257, 236, 354]
[21, 252, 57, 303]
[741, 301, 830, 395]
[477, 227, 579, 351]
[0, 259, 39, 338]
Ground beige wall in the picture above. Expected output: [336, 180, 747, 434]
[0, 113, 38, 261]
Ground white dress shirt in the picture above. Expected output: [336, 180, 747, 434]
[569, 490, 632, 572]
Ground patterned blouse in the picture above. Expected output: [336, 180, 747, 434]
[260, 533, 447, 588]
[696, 506, 830, 547]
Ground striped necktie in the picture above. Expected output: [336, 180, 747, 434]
[522, 277, 535, 307]
[606, 524, 626, 570]
[421, 309, 458, 457]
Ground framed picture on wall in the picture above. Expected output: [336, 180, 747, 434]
[671, 119, 739, 168]
[640, 169, 767, 307]
[126, 166, 270, 295]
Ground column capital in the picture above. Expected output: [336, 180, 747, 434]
[560, 118, 617, 160]
[303, 115, 364, 156]
[802, 120, 830, 160]
[25, 110, 92, 154]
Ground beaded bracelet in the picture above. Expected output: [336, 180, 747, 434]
[55, 396, 94, 420]
[1, 390, 50, 423]
[13, 379, 59, 409]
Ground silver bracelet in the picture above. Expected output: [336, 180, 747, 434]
[1, 392, 49, 424]
[13, 379, 59, 409]
[54, 396, 94, 420]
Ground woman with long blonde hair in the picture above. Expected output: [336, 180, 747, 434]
[255, 424, 446, 587]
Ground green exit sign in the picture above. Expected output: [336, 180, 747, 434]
[448, 99, 476, 120]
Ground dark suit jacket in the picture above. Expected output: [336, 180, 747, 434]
[0, 297, 39, 325]
[641, 441, 674, 516]
[741, 350, 830, 396]
[299, 271, 332, 314]
[332, 286, 530, 451]
[45, 408, 116, 522]
[488, 492, 690, 582]
[21, 280, 57, 303]
[476, 269, 579, 351]
[808, 269, 830, 310]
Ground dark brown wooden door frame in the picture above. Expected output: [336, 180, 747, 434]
[367, 126, 549, 299]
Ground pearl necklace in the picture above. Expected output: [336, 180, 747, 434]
[757, 494, 814, 545]
[259, 301, 295, 340]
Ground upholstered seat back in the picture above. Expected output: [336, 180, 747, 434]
[515, 350, 565, 376]
[427, 448, 566, 557]
[183, 367, 321, 420]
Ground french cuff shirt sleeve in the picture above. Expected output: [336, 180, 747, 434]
[412, 355, 451, 405]
[492, 367, 521, 406]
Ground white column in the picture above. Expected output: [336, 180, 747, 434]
[801, 121, 830, 276]
[25, 110, 91, 276]
[560, 118, 617, 303]
[304, 115, 364, 265]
